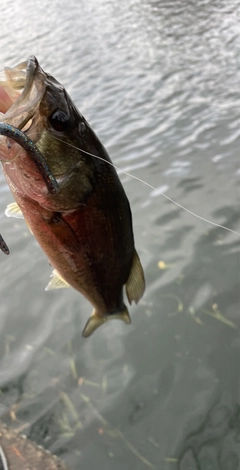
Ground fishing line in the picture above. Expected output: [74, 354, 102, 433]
[51, 136, 240, 237]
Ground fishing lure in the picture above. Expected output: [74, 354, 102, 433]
[0, 122, 58, 254]
[0, 122, 58, 194]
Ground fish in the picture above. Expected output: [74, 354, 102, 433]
[0, 56, 145, 337]
[0, 421, 70, 470]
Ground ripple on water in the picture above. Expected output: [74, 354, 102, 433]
[0, 0, 239, 468]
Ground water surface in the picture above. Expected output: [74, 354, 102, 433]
[0, 1, 239, 469]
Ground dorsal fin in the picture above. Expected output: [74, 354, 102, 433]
[47, 214, 80, 253]
[125, 249, 145, 305]
[45, 269, 70, 291]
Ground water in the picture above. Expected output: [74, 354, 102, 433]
[0, 1, 239, 468]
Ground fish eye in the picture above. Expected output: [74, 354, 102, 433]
[49, 110, 70, 132]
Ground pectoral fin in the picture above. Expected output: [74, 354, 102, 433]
[82, 307, 131, 338]
[47, 214, 80, 253]
[5, 202, 33, 234]
[45, 269, 70, 291]
[5, 202, 23, 219]
[125, 249, 145, 304]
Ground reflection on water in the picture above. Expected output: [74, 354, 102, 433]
[0, 0, 239, 468]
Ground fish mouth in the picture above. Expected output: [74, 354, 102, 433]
[0, 57, 60, 197]
[0, 57, 75, 180]
[0, 57, 95, 207]
[0, 55, 46, 132]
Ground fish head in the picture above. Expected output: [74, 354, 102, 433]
[0, 56, 105, 210]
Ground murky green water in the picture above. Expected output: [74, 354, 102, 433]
[0, 1, 239, 469]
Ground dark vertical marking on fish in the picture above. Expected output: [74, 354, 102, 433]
[0, 234, 10, 255]
[0, 122, 58, 194]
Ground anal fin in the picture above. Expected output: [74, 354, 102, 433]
[125, 249, 145, 305]
[45, 269, 70, 291]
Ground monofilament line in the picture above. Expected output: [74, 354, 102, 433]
[33, 134, 240, 238]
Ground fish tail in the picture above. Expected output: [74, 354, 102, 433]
[82, 306, 131, 338]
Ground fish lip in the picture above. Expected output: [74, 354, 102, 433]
[19, 55, 39, 104]
[0, 58, 59, 195]
[1, 55, 46, 131]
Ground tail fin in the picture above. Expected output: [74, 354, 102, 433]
[82, 307, 131, 338]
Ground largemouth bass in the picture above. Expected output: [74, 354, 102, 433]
[0, 56, 145, 337]
[0, 422, 70, 470]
